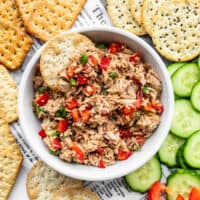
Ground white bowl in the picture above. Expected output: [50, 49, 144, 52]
[19, 26, 174, 181]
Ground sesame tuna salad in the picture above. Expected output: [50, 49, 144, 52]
[33, 42, 164, 168]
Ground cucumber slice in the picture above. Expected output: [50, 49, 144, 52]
[172, 63, 200, 97]
[125, 156, 161, 193]
[167, 169, 200, 200]
[183, 131, 200, 168]
[191, 81, 200, 111]
[198, 56, 200, 69]
[170, 99, 200, 138]
[176, 145, 190, 169]
[158, 133, 185, 167]
[167, 62, 186, 77]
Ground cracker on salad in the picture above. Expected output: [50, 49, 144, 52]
[27, 161, 83, 200]
[40, 32, 94, 91]
[151, 0, 200, 62]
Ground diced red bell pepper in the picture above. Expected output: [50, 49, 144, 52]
[80, 109, 90, 122]
[97, 147, 105, 155]
[122, 105, 135, 115]
[38, 129, 46, 138]
[71, 143, 84, 162]
[135, 135, 145, 146]
[99, 56, 111, 70]
[108, 42, 123, 54]
[136, 88, 143, 109]
[83, 85, 96, 96]
[57, 119, 68, 132]
[67, 66, 78, 79]
[147, 181, 169, 200]
[144, 104, 155, 112]
[176, 194, 184, 200]
[129, 52, 141, 64]
[66, 99, 78, 110]
[86, 103, 93, 110]
[52, 138, 62, 150]
[152, 101, 164, 114]
[77, 74, 88, 85]
[99, 160, 106, 168]
[89, 55, 98, 66]
[189, 188, 200, 200]
[71, 109, 79, 122]
[120, 128, 132, 139]
[35, 93, 49, 106]
[117, 150, 132, 160]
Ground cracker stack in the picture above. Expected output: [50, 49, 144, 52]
[0, 117, 23, 200]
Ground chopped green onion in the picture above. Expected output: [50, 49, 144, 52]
[134, 111, 141, 118]
[95, 43, 107, 49]
[101, 86, 108, 95]
[49, 150, 60, 156]
[55, 106, 67, 118]
[38, 87, 45, 94]
[69, 79, 76, 86]
[135, 144, 142, 151]
[47, 130, 59, 137]
[32, 102, 45, 114]
[142, 86, 151, 94]
[109, 71, 118, 79]
[80, 53, 88, 64]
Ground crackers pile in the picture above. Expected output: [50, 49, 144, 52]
[27, 161, 100, 200]
[0, 116, 23, 200]
[107, 0, 200, 62]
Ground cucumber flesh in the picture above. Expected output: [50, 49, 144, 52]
[167, 62, 186, 77]
[191, 81, 200, 111]
[125, 156, 161, 193]
[176, 145, 190, 169]
[158, 133, 185, 167]
[167, 169, 200, 200]
[170, 100, 200, 138]
[183, 131, 200, 168]
[172, 63, 200, 97]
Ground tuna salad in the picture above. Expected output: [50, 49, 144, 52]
[33, 42, 164, 168]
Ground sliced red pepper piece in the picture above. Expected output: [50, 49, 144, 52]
[152, 101, 164, 114]
[189, 188, 200, 200]
[136, 88, 143, 109]
[147, 181, 169, 200]
[99, 56, 111, 70]
[99, 160, 106, 168]
[80, 109, 90, 122]
[35, 93, 49, 106]
[120, 127, 132, 139]
[57, 119, 68, 132]
[66, 99, 78, 110]
[83, 85, 96, 96]
[97, 147, 105, 155]
[71, 143, 84, 162]
[77, 74, 88, 85]
[122, 105, 135, 115]
[38, 129, 46, 138]
[52, 138, 62, 150]
[89, 55, 98, 66]
[135, 135, 145, 146]
[117, 150, 132, 160]
[144, 104, 155, 112]
[71, 109, 79, 122]
[176, 194, 185, 200]
[129, 52, 141, 64]
[67, 66, 78, 79]
[108, 42, 123, 54]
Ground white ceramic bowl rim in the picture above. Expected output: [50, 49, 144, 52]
[19, 26, 174, 181]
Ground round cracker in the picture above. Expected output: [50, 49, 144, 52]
[142, 0, 168, 35]
[26, 161, 83, 200]
[152, 0, 200, 62]
[129, 0, 145, 27]
[53, 187, 100, 200]
[107, 0, 146, 36]
[40, 33, 94, 91]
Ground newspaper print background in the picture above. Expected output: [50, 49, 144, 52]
[9, 0, 171, 199]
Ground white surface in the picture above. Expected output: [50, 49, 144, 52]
[18, 26, 174, 181]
